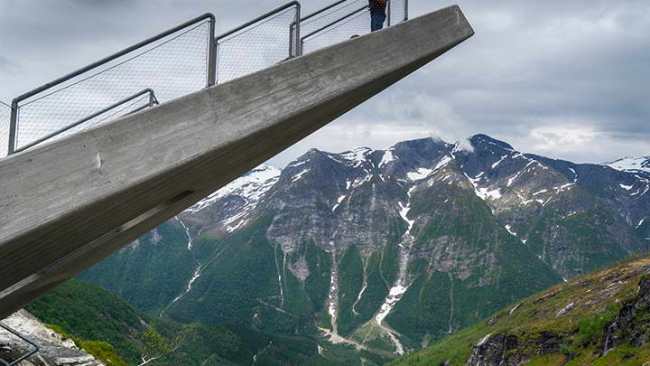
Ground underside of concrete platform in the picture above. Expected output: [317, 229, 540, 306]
[0, 6, 473, 318]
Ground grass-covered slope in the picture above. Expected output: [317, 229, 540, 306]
[391, 256, 650, 366]
[25, 279, 254, 366]
[26, 279, 148, 365]
[80, 221, 197, 314]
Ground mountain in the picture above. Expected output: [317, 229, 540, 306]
[80, 135, 650, 363]
[390, 255, 650, 365]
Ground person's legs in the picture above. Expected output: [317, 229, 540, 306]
[371, 13, 386, 32]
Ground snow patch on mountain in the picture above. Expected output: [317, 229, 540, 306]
[380, 149, 397, 168]
[397, 187, 417, 236]
[620, 184, 634, 191]
[326, 248, 340, 335]
[332, 195, 346, 212]
[569, 167, 579, 183]
[374, 186, 419, 355]
[607, 157, 650, 174]
[291, 168, 311, 183]
[407, 168, 434, 181]
[352, 173, 373, 188]
[466, 174, 502, 201]
[406, 156, 452, 182]
[178, 218, 194, 250]
[553, 183, 575, 194]
[491, 155, 508, 169]
[341, 147, 373, 167]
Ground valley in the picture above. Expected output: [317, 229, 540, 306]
[76, 134, 649, 364]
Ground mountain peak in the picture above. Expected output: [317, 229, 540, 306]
[340, 147, 373, 160]
[469, 134, 514, 151]
[393, 137, 445, 150]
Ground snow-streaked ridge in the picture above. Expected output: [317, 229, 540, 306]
[607, 156, 650, 174]
[183, 165, 280, 234]
[186, 165, 280, 214]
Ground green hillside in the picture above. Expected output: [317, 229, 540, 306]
[26, 279, 357, 365]
[26, 279, 252, 365]
[391, 256, 650, 366]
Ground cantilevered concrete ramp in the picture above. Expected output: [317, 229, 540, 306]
[0, 6, 473, 318]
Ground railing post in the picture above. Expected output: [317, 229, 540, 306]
[404, 0, 409, 21]
[8, 101, 18, 156]
[289, 22, 296, 58]
[214, 40, 219, 84]
[207, 16, 217, 87]
[294, 3, 302, 56]
[387, 0, 392, 27]
[148, 91, 157, 107]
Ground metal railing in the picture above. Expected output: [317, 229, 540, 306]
[301, 3, 370, 54]
[0, 102, 10, 159]
[8, 13, 216, 155]
[215, 2, 301, 83]
[4, 0, 408, 157]
[0, 322, 40, 366]
[12, 89, 158, 154]
[300, 0, 408, 54]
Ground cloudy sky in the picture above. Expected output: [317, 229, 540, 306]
[0, 0, 648, 166]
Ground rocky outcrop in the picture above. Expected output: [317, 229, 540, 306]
[466, 334, 520, 366]
[465, 331, 561, 366]
[0, 310, 103, 366]
[603, 274, 650, 354]
[465, 274, 650, 365]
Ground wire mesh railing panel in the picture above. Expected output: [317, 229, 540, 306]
[389, 0, 407, 24]
[301, 0, 367, 37]
[12, 18, 212, 152]
[47, 91, 156, 149]
[216, 6, 298, 83]
[302, 6, 371, 55]
[0, 103, 9, 158]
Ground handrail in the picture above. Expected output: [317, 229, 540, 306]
[301, 5, 369, 42]
[301, 0, 348, 22]
[12, 14, 216, 105]
[11, 89, 158, 155]
[216, 1, 301, 42]
[303, 0, 408, 29]
[0, 322, 39, 366]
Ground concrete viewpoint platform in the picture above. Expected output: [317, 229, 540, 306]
[0, 6, 473, 318]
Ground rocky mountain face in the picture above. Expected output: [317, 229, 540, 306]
[392, 256, 650, 366]
[81, 135, 650, 363]
[0, 310, 103, 366]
